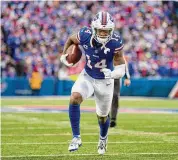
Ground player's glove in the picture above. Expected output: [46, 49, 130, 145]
[101, 64, 126, 79]
[101, 68, 112, 79]
[60, 54, 73, 67]
[124, 79, 131, 86]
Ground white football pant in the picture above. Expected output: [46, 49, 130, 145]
[71, 69, 114, 117]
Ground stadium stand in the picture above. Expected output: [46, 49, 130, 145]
[1, 1, 178, 78]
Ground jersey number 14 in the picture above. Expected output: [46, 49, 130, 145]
[86, 55, 107, 69]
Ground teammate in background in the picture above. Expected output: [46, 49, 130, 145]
[110, 59, 131, 127]
[60, 11, 125, 155]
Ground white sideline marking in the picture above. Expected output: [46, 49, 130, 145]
[2, 153, 178, 158]
[2, 125, 178, 130]
[2, 127, 69, 130]
[2, 130, 178, 137]
[2, 141, 178, 145]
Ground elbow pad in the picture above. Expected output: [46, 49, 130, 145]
[111, 64, 126, 79]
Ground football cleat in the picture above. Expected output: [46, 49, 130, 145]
[98, 136, 108, 155]
[68, 137, 82, 152]
[110, 120, 116, 128]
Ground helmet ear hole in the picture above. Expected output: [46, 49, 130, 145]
[108, 29, 112, 34]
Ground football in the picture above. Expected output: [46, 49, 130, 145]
[66, 44, 82, 65]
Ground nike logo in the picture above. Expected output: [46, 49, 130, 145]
[93, 55, 99, 58]
[106, 83, 111, 86]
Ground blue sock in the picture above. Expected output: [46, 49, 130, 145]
[98, 116, 110, 138]
[69, 104, 80, 138]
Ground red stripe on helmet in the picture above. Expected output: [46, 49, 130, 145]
[102, 12, 107, 25]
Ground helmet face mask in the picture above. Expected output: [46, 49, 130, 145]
[95, 28, 112, 43]
[91, 11, 115, 44]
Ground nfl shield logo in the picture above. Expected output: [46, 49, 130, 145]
[95, 50, 98, 53]
[83, 45, 88, 49]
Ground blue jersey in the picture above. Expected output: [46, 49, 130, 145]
[77, 27, 124, 79]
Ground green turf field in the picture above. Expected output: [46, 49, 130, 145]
[1, 97, 178, 160]
[1, 97, 178, 108]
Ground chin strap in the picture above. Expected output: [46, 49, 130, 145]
[90, 35, 111, 54]
[101, 36, 111, 54]
[90, 34, 95, 48]
[101, 42, 110, 54]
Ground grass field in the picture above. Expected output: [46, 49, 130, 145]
[1, 97, 178, 160]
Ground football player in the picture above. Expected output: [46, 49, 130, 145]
[110, 59, 131, 128]
[60, 11, 125, 155]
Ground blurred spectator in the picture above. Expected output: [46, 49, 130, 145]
[1, 1, 178, 78]
[29, 66, 43, 96]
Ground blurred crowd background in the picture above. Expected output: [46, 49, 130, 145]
[1, 1, 178, 79]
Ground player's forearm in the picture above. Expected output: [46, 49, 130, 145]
[123, 57, 130, 79]
[111, 51, 126, 79]
[63, 38, 74, 55]
[125, 64, 130, 79]
[62, 34, 79, 55]
[114, 56, 125, 66]
[111, 64, 125, 79]
[113, 50, 125, 66]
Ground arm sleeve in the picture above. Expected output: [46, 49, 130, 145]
[111, 64, 126, 79]
[114, 36, 130, 79]
[123, 57, 130, 79]
[125, 62, 130, 79]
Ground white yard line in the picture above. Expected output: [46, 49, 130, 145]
[2, 114, 177, 127]
[1, 126, 97, 130]
[133, 125, 178, 128]
[2, 141, 178, 145]
[1, 133, 98, 137]
[2, 127, 70, 130]
[2, 125, 178, 130]
[2, 131, 178, 137]
[1, 115, 178, 137]
[2, 153, 178, 158]
[117, 129, 178, 136]
[2, 121, 70, 125]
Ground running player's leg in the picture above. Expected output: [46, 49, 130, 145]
[94, 79, 114, 154]
[110, 79, 120, 127]
[68, 71, 94, 151]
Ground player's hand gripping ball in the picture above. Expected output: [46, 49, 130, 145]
[66, 44, 82, 66]
[60, 44, 82, 67]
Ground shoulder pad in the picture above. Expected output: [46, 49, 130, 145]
[111, 32, 124, 51]
[112, 32, 121, 40]
[77, 27, 92, 44]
